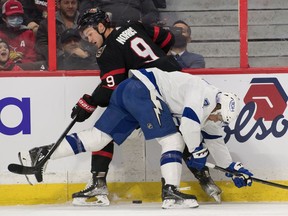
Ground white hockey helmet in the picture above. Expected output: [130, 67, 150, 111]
[216, 92, 240, 124]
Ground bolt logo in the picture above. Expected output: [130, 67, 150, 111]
[0, 97, 31, 135]
[224, 77, 288, 143]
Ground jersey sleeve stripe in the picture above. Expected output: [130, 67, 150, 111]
[160, 32, 172, 48]
[183, 107, 200, 124]
[92, 150, 113, 159]
[102, 85, 117, 90]
[201, 131, 222, 140]
[152, 26, 160, 42]
[101, 68, 126, 80]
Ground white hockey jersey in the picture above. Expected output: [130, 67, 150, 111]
[130, 67, 233, 168]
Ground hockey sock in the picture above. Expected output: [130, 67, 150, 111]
[91, 141, 114, 172]
[157, 132, 184, 186]
[51, 127, 113, 159]
[50, 138, 75, 159]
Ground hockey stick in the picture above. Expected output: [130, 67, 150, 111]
[8, 118, 77, 175]
[206, 162, 288, 190]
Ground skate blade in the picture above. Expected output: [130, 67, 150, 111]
[162, 199, 199, 209]
[72, 195, 110, 206]
[211, 193, 222, 203]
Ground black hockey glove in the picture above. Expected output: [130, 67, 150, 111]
[71, 94, 97, 122]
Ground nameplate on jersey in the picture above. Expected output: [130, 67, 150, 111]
[116, 27, 137, 45]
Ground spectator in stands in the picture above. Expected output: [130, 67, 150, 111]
[0, 0, 38, 64]
[170, 20, 205, 68]
[36, 0, 95, 62]
[78, 0, 160, 26]
[0, 39, 22, 70]
[1, 0, 47, 33]
[58, 28, 98, 70]
[0, 0, 6, 24]
[19, 0, 47, 34]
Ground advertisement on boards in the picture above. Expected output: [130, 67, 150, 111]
[202, 74, 288, 180]
[0, 73, 288, 183]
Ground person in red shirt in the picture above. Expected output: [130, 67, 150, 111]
[0, 39, 22, 70]
[0, 0, 37, 64]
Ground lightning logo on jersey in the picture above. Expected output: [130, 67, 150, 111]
[150, 91, 163, 126]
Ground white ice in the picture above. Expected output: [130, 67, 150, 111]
[1, 202, 288, 216]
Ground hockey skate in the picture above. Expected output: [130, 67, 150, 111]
[161, 178, 199, 209]
[18, 144, 53, 185]
[72, 172, 110, 206]
[192, 167, 222, 203]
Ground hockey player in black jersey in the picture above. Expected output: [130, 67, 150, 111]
[19, 8, 221, 207]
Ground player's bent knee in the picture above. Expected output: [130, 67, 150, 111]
[77, 127, 113, 152]
[156, 132, 185, 153]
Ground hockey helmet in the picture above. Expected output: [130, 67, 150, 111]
[77, 8, 110, 32]
[216, 92, 240, 124]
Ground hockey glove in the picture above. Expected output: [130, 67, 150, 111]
[186, 145, 209, 171]
[71, 94, 97, 122]
[225, 162, 253, 188]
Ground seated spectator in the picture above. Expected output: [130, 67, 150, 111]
[58, 28, 98, 70]
[170, 20, 205, 68]
[0, 0, 7, 24]
[0, 0, 37, 64]
[0, 39, 22, 70]
[19, 0, 47, 34]
[1, 0, 47, 33]
[78, 0, 160, 26]
[36, 0, 96, 64]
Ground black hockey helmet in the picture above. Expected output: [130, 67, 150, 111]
[77, 8, 111, 32]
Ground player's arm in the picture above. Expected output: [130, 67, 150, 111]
[91, 67, 127, 107]
[202, 114, 253, 188]
[71, 68, 127, 122]
[92, 47, 128, 107]
[142, 23, 175, 53]
[179, 81, 205, 153]
[71, 46, 127, 121]
[201, 124, 233, 168]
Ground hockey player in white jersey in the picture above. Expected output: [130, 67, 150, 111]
[17, 68, 253, 208]
[127, 68, 252, 186]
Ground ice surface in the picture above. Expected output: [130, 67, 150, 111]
[1, 202, 288, 216]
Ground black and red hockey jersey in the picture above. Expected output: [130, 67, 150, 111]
[92, 21, 181, 107]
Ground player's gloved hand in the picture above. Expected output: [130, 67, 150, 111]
[186, 145, 209, 171]
[225, 162, 253, 188]
[71, 94, 97, 122]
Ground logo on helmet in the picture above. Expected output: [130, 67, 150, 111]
[219, 92, 240, 124]
[229, 98, 235, 112]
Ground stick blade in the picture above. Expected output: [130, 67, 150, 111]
[8, 163, 39, 175]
